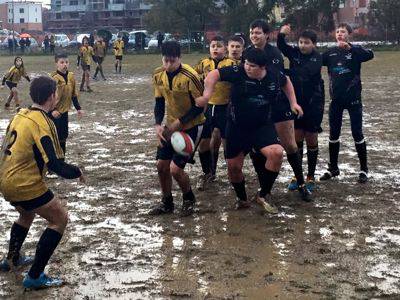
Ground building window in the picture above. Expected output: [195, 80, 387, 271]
[70, 12, 79, 18]
[20, 8, 24, 13]
[20, 18, 25, 23]
[56, 13, 62, 19]
[114, 11, 123, 17]
[8, 19, 12, 23]
[35, 18, 38, 22]
[35, 8, 37, 12]
[70, 0, 78, 5]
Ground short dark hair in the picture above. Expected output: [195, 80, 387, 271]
[210, 35, 225, 44]
[250, 19, 270, 33]
[244, 48, 268, 67]
[29, 76, 57, 105]
[55, 52, 68, 62]
[299, 30, 317, 44]
[337, 23, 353, 34]
[14, 56, 23, 66]
[228, 35, 244, 45]
[161, 41, 181, 58]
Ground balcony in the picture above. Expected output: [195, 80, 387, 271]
[109, 4, 125, 11]
[61, 5, 86, 12]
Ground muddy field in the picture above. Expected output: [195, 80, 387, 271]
[0, 52, 399, 299]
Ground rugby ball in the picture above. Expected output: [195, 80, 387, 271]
[171, 131, 195, 157]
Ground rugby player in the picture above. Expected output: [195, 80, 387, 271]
[202, 48, 297, 212]
[0, 76, 85, 288]
[149, 41, 206, 217]
[113, 34, 124, 74]
[194, 36, 236, 190]
[93, 36, 107, 81]
[77, 36, 94, 92]
[277, 25, 324, 191]
[1, 57, 30, 109]
[243, 19, 311, 201]
[227, 35, 245, 63]
[320, 23, 374, 183]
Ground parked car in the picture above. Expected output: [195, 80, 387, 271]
[55, 34, 70, 47]
[147, 33, 173, 49]
[128, 30, 150, 48]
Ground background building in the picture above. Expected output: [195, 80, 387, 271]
[45, 0, 151, 33]
[0, 0, 43, 32]
[336, 0, 371, 28]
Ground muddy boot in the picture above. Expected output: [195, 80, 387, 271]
[255, 194, 277, 213]
[180, 190, 195, 217]
[148, 195, 174, 215]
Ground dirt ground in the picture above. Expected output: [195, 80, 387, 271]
[0, 52, 399, 299]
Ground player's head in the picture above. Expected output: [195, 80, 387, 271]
[82, 36, 89, 46]
[228, 35, 244, 60]
[243, 48, 268, 79]
[298, 30, 317, 55]
[161, 41, 181, 72]
[336, 23, 352, 42]
[55, 52, 69, 73]
[14, 56, 23, 68]
[209, 36, 226, 60]
[250, 19, 270, 48]
[30, 76, 58, 109]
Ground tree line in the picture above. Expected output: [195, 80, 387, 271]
[143, 0, 400, 43]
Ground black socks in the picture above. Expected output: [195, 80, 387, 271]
[7, 223, 29, 265]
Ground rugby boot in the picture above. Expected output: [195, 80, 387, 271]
[180, 198, 195, 217]
[235, 198, 251, 210]
[255, 194, 278, 214]
[148, 196, 174, 215]
[86, 87, 93, 93]
[320, 167, 340, 181]
[358, 171, 368, 184]
[23, 272, 63, 289]
[287, 177, 298, 191]
[305, 176, 316, 192]
[0, 256, 34, 272]
[298, 184, 312, 202]
[196, 173, 213, 191]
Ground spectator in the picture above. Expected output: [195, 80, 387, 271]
[44, 35, 50, 53]
[7, 35, 14, 55]
[50, 34, 55, 54]
[25, 38, 31, 53]
[19, 38, 26, 54]
[157, 31, 164, 49]
[122, 34, 129, 52]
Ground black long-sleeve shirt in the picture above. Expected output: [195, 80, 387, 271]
[277, 33, 323, 106]
[322, 44, 374, 101]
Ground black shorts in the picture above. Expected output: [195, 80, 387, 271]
[51, 111, 69, 141]
[94, 56, 104, 64]
[225, 121, 280, 159]
[294, 100, 324, 133]
[156, 125, 203, 169]
[81, 64, 90, 71]
[11, 190, 54, 211]
[201, 104, 228, 139]
[272, 94, 295, 123]
[6, 81, 17, 90]
[115, 55, 123, 61]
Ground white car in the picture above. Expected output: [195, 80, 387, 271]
[55, 34, 70, 47]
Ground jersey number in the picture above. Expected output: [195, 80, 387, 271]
[4, 130, 17, 156]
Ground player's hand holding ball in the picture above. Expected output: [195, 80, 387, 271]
[51, 110, 61, 119]
[155, 124, 166, 146]
[280, 24, 291, 35]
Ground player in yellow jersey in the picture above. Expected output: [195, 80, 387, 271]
[149, 41, 207, 217]
[227, 35, 244, 63]
[93, 36, 107, 81]
[77, 37, 94, 92]
[1, 56, 30, 109]
[113, 34, 124, 74]
[51, 53, 83, 159]
[194, 36, 236, 190]
[0, 76, 85, 289]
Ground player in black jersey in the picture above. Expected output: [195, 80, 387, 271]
[243, 19, 310, 201]
[320, 23, 373, 183]
[277, 25, 324, 192]
[202, 48, 298, 213]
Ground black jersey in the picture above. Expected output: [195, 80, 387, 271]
[219, 65, 287, 128]
[242, 44, 284, 71]
[277, 33, 323, 106]
[322, 44, 373, 101]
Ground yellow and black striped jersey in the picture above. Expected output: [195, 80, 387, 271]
[153, 64, 205, 130]
[3, 66, 28, 84]
[78, 45, 94, 65]
[51, 71, 78, 114]
[94, 41, 107, 58]
[194, 57, 237, 105]
[0, 108, 64, 202]
[113, 40, 124, 56]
